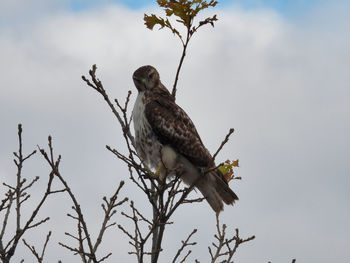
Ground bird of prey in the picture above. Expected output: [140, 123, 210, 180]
[132, 65, 238, 213]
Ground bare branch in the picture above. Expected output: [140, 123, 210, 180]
[172, 229, 197, 263]
[22, 231, 52, 263]
[209, 214, 255, 263]
[0, 191, 14, 241]
[82, 65, 135, 147]
[172, 27, 191, 99]
[213, 128, 234, 161]
[90, 181, 128, 261]
[27, 217, 50, 230]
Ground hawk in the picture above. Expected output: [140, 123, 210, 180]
[132, 65, 238, 213]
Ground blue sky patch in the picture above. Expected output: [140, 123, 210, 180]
[69, 0, 324, 17]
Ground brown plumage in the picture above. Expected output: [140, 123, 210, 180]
[132, 65, 238, 213]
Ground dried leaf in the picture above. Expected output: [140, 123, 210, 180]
[232, 159, 239, 167]
[144, 13, 182, 39]
[144, 14, 166, 30]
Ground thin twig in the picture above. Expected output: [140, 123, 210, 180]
[82, 65, 135, 147]
[22, 231, 52, 263]
[209, 214, 255, 263]
[89, 181, 128, 263]
[172, 229, 197, 263]
[212, 128, 234, 161]
[172, 27, 191, 99]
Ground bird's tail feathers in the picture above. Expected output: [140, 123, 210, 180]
[196, 169, 238, 213]
[213, 169, 239, 205]
[196, 180, 224, 213]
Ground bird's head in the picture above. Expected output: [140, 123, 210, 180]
[132, 65, 160, 92]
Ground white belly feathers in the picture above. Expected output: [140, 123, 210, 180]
[132, 92, 163, 168]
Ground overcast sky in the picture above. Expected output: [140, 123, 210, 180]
[1, 0, 349, 262]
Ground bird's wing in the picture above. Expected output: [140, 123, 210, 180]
[145, 97, 213, 168]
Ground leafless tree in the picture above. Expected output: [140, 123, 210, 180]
[0, 1, 298, 263]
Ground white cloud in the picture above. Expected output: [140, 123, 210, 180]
[1, 1, 349, 262]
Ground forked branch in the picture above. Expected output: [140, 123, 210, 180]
[22, 231, 52, 263]
[208, 215, 255, 263]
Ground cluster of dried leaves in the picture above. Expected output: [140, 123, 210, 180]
[144, 0, 218, 43]
[144, 0, 219, 99]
